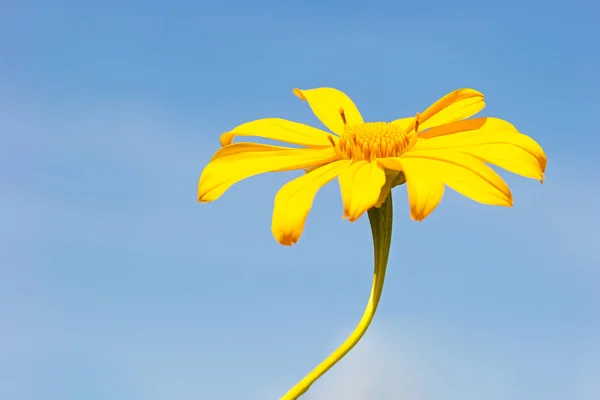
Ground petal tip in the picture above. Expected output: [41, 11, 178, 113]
[293, 88, 306, 101]
[410, 213, 426, 222]
[342, 208, 350, 220]
[347, 210, 366, 222]
[198, 185, 217, 203]
[273, 228, 301, 246]
[459, 88, 484, 98]
[276, 234, 298, 246]
[219, 134, 233, 147]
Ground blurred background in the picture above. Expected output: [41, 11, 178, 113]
[1, 0, 599, 399]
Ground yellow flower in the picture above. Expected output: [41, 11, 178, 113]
[198, 87, 546, 246]
[196, 87, 546, 399]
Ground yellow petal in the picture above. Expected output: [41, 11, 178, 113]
[465, 143, 545, 181]
[338, 161, 386, 222]
[272, 160, 351, 246]
[373, 170, 404, 208]
[293, 87, 363, 136]
[399, 150, 513, 207]
[220, 118, 333, 147]
[198, 146, 338, 203]
[210, 142, 286, 161]
[378, 158, 444, 221]
[403, 89, 485, 133]
[418, 117, 517, 139]
[414, 118, 547, 180]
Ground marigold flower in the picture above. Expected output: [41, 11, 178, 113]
[198, 88, 546, 245]
[197, 87, 546, 399]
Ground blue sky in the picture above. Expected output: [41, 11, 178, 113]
[1, 0, 599, 399]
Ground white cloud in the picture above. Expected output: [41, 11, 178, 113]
[304, 327, 423, 400]
[262, 320, 600, 400]
[302, 323, 512, 400]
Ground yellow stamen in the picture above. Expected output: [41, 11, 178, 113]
[414, 112, 421, 133]
[404, 112, 422, 135]
[331, 122, 417, 161]
[327, 135, 336, 147]
[339, 108, 347, 125]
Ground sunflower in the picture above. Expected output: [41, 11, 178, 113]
[198, 87, 546, 246]
[197, 87, 546, 399]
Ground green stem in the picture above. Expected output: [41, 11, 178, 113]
[281, 193, 394, 399]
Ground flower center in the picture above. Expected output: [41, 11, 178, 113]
[329, 109, 418, 161]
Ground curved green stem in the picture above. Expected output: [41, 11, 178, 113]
[281, 193, 394, 400]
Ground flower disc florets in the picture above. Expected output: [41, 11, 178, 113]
[333, 121, 417, 161]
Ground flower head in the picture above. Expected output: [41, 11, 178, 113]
[198, 87, 546, 245]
